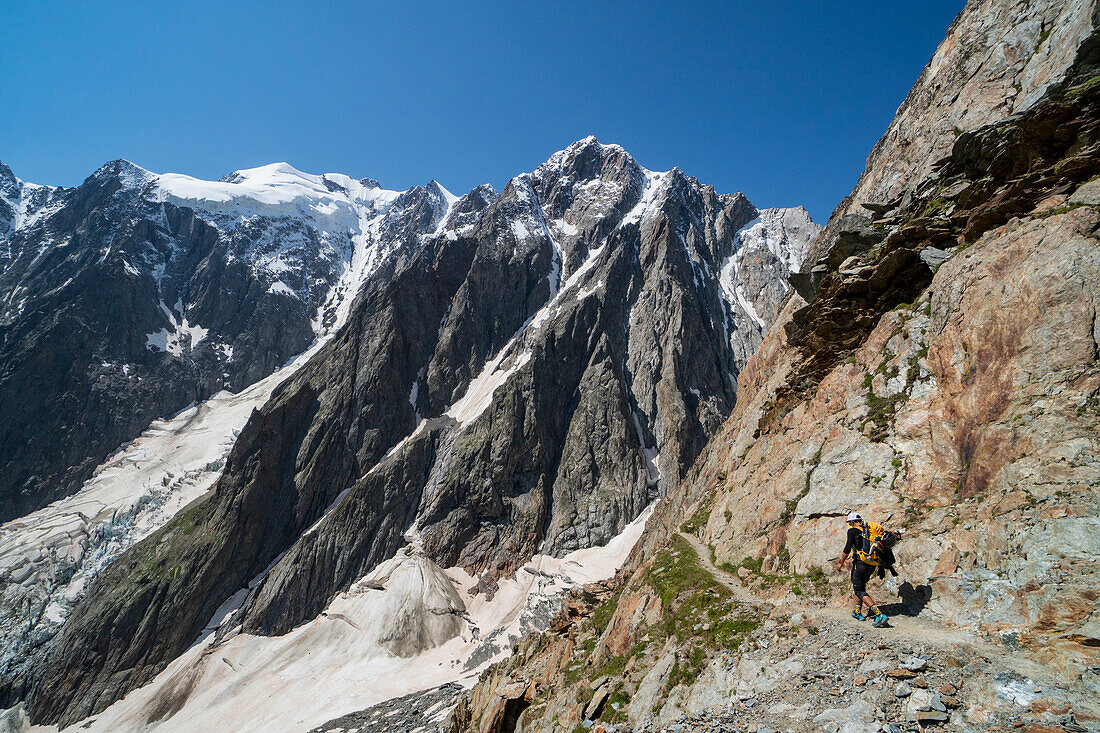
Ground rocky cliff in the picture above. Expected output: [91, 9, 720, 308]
[445, 1, 1100, 731]
[1, 139, 818, 729]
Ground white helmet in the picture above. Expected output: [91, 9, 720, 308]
[847, 512, 863, 523]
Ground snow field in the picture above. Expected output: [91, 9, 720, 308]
[44, 506, 654, 733]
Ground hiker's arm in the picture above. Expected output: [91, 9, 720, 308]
[835, 528, 857, 571]
[834, 550, 849, 572]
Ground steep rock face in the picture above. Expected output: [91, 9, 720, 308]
[831, 0, 1093, 219]
[802, 0, 1096, 291]
[0, 161, 460, 522]
[0, 347, 319, 700]
[14, 139, 817, 726]
[445, 3, 1100, 731]
[700, 0, 1100, 673]
[791, 0, 1100, 393]
[0, 165, 488, 718]
[8, 229, 481, 723]
[722, 206, 817, 368]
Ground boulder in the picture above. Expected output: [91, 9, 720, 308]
[812, 699, 879, 733]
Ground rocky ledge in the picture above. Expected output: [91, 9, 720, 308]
[309, 683, 466, 733]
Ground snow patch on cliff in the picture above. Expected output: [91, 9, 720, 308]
[54, 505, 654, 733]
[0, 342, 326, 678]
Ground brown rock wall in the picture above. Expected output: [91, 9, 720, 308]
[697, 199, 1100, 651]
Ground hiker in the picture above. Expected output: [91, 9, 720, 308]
[834, 511, 898, 628]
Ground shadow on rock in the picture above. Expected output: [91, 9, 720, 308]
[885, 581, 932, 616]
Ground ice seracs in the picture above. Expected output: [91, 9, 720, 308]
[0, 343, 328, 684]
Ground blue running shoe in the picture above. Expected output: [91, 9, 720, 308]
[872, 613, 888, 628]
[852, 611, 866, 621]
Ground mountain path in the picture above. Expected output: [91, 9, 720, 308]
[676, 530, 1011, 658]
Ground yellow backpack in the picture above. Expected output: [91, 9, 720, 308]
[856, 520, 895, 566]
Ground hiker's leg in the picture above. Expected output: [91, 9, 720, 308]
[863, 584, 888, 626]
[850, 562, 865, 607]
[849, 563, 865, 617]
[852, 561, 873, 607]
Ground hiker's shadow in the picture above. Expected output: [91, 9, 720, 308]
[882, 581, 932, 617]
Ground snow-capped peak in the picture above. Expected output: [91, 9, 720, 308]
[542, 136, 638, 172]
[159, 162, 371, 213]
[221, 161, 309, 182]
[1, 162, 61, 238]
[87, 159, 156, 190]
[426, 179, 458, 208]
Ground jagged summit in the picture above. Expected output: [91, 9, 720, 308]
[534, 136, 669, 198]
[0, 130, 819, 729]
[0, 160, 17, 186]
[85, 158, 156, 188]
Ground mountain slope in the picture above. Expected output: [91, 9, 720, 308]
[0, 160, 468, 522]
[443, 1, 1100, 731]
[1, 139, 819, 728]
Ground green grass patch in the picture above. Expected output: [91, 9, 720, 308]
[919, 196, 949, 219]
[645, 535, 724, 607]
[740, 550, 829, 596]
[666, 646, 708, 691]
[862, 342, 927, 442]
[1065, 74, 1100, 100]
[863, 366, 905, 441]
[681, 503, 713, 536]
[595, 653, 629, 679]
[646, 535, 761, 653]
[590, 588, 624, 634]
[902, 504, 922, 528]
[600, 685, 631, 723]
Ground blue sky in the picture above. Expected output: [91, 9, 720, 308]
[1, 1, 963, 224]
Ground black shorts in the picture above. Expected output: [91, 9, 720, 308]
[851, 559, 874, 596]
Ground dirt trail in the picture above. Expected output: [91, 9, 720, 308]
[676, 530, 1000, 654]
[676, 530, 759, 604]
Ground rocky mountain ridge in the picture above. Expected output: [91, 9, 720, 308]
[0, 157, 477, 522]
[0, 138, 819, 730]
